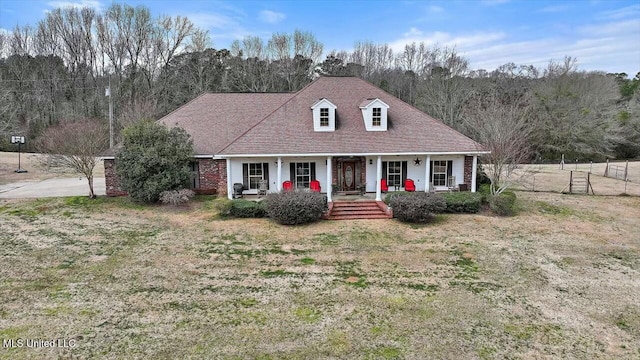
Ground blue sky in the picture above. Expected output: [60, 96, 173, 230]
[1, 0, 639, 75]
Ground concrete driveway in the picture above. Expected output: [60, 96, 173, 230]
[0, 177, 105, 199]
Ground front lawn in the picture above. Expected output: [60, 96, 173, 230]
[0, 193, 638, 359]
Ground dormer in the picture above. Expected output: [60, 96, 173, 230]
[311, 98, 337, 132]
[359, 98, 389, 131]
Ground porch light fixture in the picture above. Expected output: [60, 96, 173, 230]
[413, 157, 422, 166]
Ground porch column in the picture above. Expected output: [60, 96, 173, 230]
[277, 157, 282, 191]
[326, 156, 333, 203]
[375, 155, 382, 201]
[471, 155, 478, 193]
[226, 158, 233, 200]
[424, 155, 431, 192]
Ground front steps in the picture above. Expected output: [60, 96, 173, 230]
[326, 200, 392, 220]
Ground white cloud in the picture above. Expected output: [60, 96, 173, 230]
[403, 27, 423, 37]
[390, 18, 639, 75]
[187, 12, 253, 44]
[429, 5, 444, 14]
[579, 19, 640, 36]
[47, 0, 102, 10]
[481, 0, 510, 6]
[539, 5, 570, 13]
[389, 29, 506, 52]
[600, 4, 640, 20]
[259, 10, 286, 24]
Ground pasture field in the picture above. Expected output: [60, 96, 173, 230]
[0, 192, 638, 359]
[513, 161, 640, 196]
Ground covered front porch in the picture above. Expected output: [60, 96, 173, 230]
[224, 154, 479, 202]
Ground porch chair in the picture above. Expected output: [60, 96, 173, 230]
[310, 180, 321, 192]
[381, 179, 388, 192]
[447, 176, 458, 192]
[282, 180, 293, 191]
[258, 179, 269, 197]
[404, 179, 416, 192]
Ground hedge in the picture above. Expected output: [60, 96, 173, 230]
[489, 192, 517, 216]
[229, 199, 266, 218]
[265, 191, 327, 225]
[442, 192, 482, 213]
[389, 192, 446, 223]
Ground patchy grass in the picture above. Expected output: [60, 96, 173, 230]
[0, 192, 638, 358]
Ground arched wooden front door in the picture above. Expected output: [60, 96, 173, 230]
[342, 161, 356, 191]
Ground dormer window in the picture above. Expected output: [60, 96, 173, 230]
[311, 98, 337, 132]
[372, 108, 381, 126]
[360, 98, 389, 131]
[320, 108, 329, 127]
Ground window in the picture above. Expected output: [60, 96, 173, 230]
[291, 162, 316, 189]
[382, 161, 407, 187]
[190, 162, 200, 189]
[320, 108, 329, 127]
[372, 107, 382, 126]
[387, 161, 402, 187]
[432, 161, 448, 186]
[242, 163, 269, 190]
[295, 162, 311, 189]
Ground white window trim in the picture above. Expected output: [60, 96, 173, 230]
[372, 107, 382, 127]
[432, 160, 448, 187]
[320, 108, 329, 127]
[247, 163, 265, 190]
[386, 161, 402, 187]
[294, 162, 312, 189]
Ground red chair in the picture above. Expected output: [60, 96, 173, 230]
[381, 179, 388, 192]
[282, 180, 293, 191]
[310, 180, 321, 192]
[404, 179, 416, 192]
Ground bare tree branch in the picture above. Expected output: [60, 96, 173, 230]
[36, 119, 109, 198]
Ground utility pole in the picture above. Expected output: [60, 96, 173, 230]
[106, 75, 114, 148]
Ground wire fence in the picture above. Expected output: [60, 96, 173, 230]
[511, 161, 639, 196]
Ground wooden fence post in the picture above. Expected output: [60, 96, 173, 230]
[625, 160, 629, 181]
[569, 171, 573, 193]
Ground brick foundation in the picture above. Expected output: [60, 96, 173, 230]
[104, 159, 127, 197]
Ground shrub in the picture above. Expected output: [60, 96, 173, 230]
[442, 192, 482, 213]
[116, 121, 194, 203]
[229, 199, 266, 218]
[265, 190, 327, 225]
[160, 189, 194, 206]
[489, 192, 517, 216]
[383, 191, 414, 205]
[212, 198, 233, 217]
[390, 193, 446, 223]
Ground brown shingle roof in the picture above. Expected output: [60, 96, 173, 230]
[157, 92, 294, 155]
[218, 76, 483, 155]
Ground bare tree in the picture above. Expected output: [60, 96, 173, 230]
[464, 92, 533, 195]
[36, 119, 109, 198]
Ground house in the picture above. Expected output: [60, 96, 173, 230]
[103, 76, 486, 203]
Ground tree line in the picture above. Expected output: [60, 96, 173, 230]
[1, 2, 638, 161]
